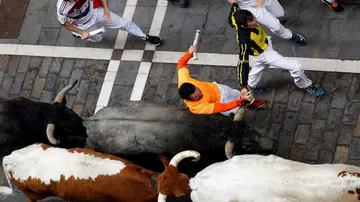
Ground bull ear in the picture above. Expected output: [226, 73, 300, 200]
[159, 155, 170, 168]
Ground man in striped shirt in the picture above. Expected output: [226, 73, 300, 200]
[228, 0, 324, 97]
[177, 45, 265, 116]
[56, 0, 162, 45]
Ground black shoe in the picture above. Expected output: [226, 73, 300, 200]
[304, 85, 324, 97]
[145, 35, 162, 46]
[168, 0, 188, 8]
[290, 33, 306, 46]
[247, 85, 263, 95]
[72, 33, 81, 38]
[321, 0, 344, 12]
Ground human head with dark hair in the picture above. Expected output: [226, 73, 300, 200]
[235, 9, 259, 29]
[179, 83, 203, 101]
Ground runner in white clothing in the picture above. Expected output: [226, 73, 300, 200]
[234, 0, 306, 46]
[56, 0, 162, 45]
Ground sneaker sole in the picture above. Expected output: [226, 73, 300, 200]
[321, 0, 343, 12]
[146, 37, 163, 46]
[291, 34, 306, 46]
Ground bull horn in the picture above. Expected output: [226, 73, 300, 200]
[233, 105, 246, 121]
[46, 123, 60, 145]
[169, 150, 200, 168]
[54, 79, 78, 103]
[157, 193, 167, 202]
[225, 140, 235, 159]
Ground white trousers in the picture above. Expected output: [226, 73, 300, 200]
[239, 0, 293, 39]
[248, 39, 312, 89]
[73, 4, 146, 42]
[215, 83, 241, 117]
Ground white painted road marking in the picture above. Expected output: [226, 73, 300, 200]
[0, 43, 358, 73]
[0, 0, 359, 115]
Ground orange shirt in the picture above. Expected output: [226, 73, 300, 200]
[177, 51, 243, 114]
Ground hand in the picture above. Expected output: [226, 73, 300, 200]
[242, 91, 254, 102]
[104, 11, 111, 24]
[228, 0, 236, 4]
[80, 30, 91, 39]
[252, 0, 265, 8]
[188, 45, 198, 55]
[240, 87, 248, 96]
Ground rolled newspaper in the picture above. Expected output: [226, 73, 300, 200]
[81, 27, 106, 39]
[192, 30, 201, 60]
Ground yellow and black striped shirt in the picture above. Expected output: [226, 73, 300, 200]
[228, 3, 268, 87]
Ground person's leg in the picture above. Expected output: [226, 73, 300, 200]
[321, 0, 344, 12]
[246, 6, 305, 46]
[247, 59, 267, 90]
[247, 6, 291, 39]
[95, 8, 162, 45]
[264, 0, 284, 18]
[167, 0, 188, 8]
[262, 45, 323, 96]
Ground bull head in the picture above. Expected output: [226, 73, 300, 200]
[157, 151, 201, 202]
[224, 105, 278, 159]
[46, 79, 84, 145]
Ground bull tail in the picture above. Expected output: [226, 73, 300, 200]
[0, 158, 14, 195]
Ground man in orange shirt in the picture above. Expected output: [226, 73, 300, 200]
[178, 45, 265, 116]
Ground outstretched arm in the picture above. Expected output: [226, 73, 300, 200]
[227, 2, 251, 88]
[189, 97, 246, 115]
[236, 30, 251, 88]
[228, 0, 239, 28]
[177, 45, 196, 70]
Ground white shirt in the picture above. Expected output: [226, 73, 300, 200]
[56, 0, 93, 25]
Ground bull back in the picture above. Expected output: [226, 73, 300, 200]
[85, 101, 232, 155]
[189, 154, 360, 202]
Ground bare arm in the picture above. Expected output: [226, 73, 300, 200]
[100, 0, 110, 12]
[60, 22, 91, 39]
[61, 22, 85, 34]
[100, 0, 111, 23]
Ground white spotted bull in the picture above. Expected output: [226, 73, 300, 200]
[156, 151, 360, 202]
[0, 143, 199, 202]
[5, 145, 359, 202]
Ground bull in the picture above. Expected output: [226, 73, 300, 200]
[156, 151, 360, 202]
[0, 76, 277, 165]
[0, 143, 195, 202]
[85, 102, 278, 159]
[0, 79, 87, 154]
[2, 145, 360, 202]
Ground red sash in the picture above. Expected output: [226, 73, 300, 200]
[93, 0, 103, 8]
